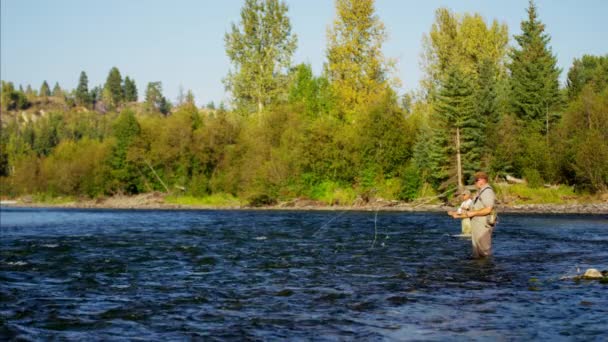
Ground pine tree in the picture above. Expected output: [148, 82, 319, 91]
[52, 82, 62, 97]
[25, 85, 34, 98]
[428, 67, 482, 190]
[185, 90, 195, 106]
[110, 109, 141, 194]
[75, 71, 90, 106]
[103, 67, 124, 108]
[224, 0, 297, 114]
[39, 81, 51, 98]
[509, 0, 561, 134]
[123, 76, 138, 102]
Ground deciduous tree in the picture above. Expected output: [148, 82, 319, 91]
[225, 0, 297, 114]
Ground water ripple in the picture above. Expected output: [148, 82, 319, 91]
[1, 208, 606, 339]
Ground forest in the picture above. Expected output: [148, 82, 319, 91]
[1, 0, 607, 206]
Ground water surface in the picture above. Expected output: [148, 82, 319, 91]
[1, 208, 607, 340]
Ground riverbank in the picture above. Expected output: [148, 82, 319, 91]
[2, 192, 608, 214]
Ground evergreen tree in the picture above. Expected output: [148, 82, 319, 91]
[39, 81, 51, 97]
[185, 90, 195, 106]
[509, 0, 561, 134]
[123, 76, 138, 102]
[103, 67, 124, 108]
[475, 59, 500, 127]
[325, 0, 391, 119]
[224, 0, 297, 114]
[110, 109, 141, 194]
[25, 85, 35, 98]
[428, 67, 482, 190]
[145, 82, 171, 115]
[52, 82, 62, 97]
[75, 71, 90, 106]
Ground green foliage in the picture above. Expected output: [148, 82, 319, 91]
[556, 86, 608, 192]
[399, 161, 422, 201]
[428, 66, 482, 189]
[109, 109, 141, 194]
[288, 63, 333, 116]
[1, 81, 30, 111]
[165, 193, 240, 207]
[2, 4, 606, 205]
[308, 180, 356, 205]
[495, 183, 576, 204]
[224, 0, 297, 114]
[523, 168, 543, 188]
[51, 82, 62, 97]
[42, 138, 111, 196]
[39, 80, 51, 98]
[325, 0, 391, 119]
[353, 93, 412, 178]
[566, 54, 608, 100]
[509, 0, 561, 133]
[421, 8, 508, 98]
[75, 71, 90, 106]
[145, 82, 171, 114]
[103, 67, 124, 108]
[123, 76, 138, 102]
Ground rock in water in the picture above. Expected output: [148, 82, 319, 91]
[583, 268, 603, 279]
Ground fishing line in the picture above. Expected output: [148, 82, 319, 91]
[370, 208, 378, 249]
[312, 209, 349, 237]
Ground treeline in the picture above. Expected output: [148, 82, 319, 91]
[1, 0, 607, 204]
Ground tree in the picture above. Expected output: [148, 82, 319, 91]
[145, 82, 171, 115]
[566, 54, 608, 100]
[428, 67, 482, 190]
[103, 67, 124, 108]
[123, 76, 138, 102]
[39, 81, 51, 98]
[25, 85, 35, 98]
[509, 0, 561, 134]
[51, 82, 63, 97]
[109, 109, 141, 193]
[288, 63, 332, 117]
[224, 0, 297, 114]
[325, 0, 392, 119]
[75, 71, 90, 106]
[185, 90, 195, 106]
[421, 8, 508, 99]
[1, 81, 30, 111]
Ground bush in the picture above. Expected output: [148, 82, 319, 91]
[523, 168, 544, 189]
[399, 162, 422, 201]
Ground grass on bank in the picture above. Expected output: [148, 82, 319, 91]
[495, 183, 579, 205]
[164, 193, 241, 207]
[31, 193, 76, 205]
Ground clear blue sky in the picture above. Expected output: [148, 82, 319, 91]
[2, 0, 606, 107]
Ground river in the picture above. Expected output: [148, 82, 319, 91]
[1, 207, 607, 340]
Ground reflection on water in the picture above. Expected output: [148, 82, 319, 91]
[1, 208, 607, 340]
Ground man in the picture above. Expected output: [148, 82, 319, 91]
[449, 172, 496, 258]
[448, 189, 474, 235]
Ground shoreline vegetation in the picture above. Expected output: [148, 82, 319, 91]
[3, 189, 607, 214]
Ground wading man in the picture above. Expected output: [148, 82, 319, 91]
[449, 172, 496, 258]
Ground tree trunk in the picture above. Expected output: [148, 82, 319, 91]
[456, 127, 463, 191]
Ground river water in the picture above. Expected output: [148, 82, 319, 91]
[1, 207, 607, 340]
